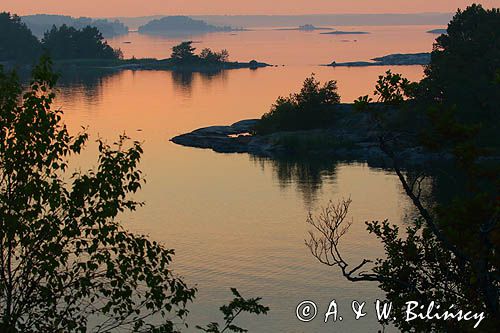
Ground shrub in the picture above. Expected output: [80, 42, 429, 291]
[255, 74, 340, 134]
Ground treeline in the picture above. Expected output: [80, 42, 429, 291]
[0, 13, 41, 62]
[0, 12, 122, 63]
[22, 14, 128, 38]
[42, 25, 122, 60]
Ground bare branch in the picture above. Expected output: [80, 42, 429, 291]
[305, 198, 379, 282]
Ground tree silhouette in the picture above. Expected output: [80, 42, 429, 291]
[196, 289, 269, 333]
[0, 12, 41, 62]
[170, 42, 231, 65]
[306, 6, 499, 331]
[422, 4, 500, 126]
[171, 41, 197, 63]
[0, 57, 195, 332]
[256, 74, 341, 134]
[42, 25, 122, 60]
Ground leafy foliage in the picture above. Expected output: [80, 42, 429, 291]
[0, 57, 195, 332]
[374, 70, 417, 105]
[255, 74, 341, 134]
[200, 48, 229, 63]
[196, 289, 269, 333]
[42, 25, 123, 60]
[0, 12, 42, 62]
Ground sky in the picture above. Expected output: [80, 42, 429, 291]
[3, 0, 499, 17]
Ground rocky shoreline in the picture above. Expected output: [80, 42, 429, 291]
[170, 104, 455, 168]
[328, 53, 430, 67]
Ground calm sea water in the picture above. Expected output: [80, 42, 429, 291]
[55, 25, 439, 332]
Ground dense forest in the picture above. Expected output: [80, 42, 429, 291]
[42, 25, 122, 60]
[0, 13, 42, 62]
[0, 12, 122, 62]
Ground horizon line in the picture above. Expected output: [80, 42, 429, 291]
[18, 12, 454, 19]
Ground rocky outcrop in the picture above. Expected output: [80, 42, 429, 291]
[276, 25, 333, 31]
[170, 104, 455, 167]
[171, 120, 261, 153]
[321, 31, 369, 35]
[328, 52, 430, 67]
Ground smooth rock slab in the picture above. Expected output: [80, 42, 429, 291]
[170, 119, 259, 153]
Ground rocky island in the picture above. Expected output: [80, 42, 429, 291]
[328, 52, 431, 67]
[276, 24, 333, 31]
[321, 30, 369, 35]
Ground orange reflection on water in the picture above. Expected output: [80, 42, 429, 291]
[53, 26, 434, 332]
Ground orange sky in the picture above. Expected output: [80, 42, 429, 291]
[3, 0, 499, 17]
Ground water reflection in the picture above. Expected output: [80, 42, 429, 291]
[56, 69, 117, 106]
[171, 71, 195, 90]
[52, 68, 230, 107]
[252, 153, 448, 217]
[171, 70, 228, 95]
[253, 156, 340, 208]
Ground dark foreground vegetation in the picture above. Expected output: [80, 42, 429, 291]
[0, 56, 269, 332]
[304, 5, 499, 332]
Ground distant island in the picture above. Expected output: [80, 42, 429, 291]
[138, 16, 243, 34]
[321, 30, 369, 35]
[118, 41, 270, 71]
[328, 53, 431, 67]
[276, 24, 333, 31]
[427, 28, 447, 34]
[1, 13, 268, 72]
[21, 14, 128, 38]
